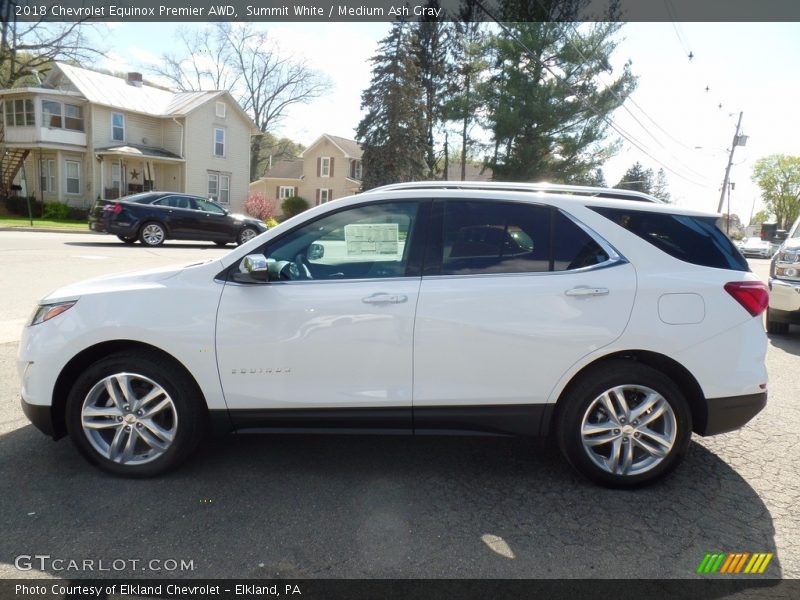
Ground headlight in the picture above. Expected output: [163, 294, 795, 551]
[30, 301, 77, 326]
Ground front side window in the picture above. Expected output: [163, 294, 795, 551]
[214, 128, 225, 157]
[195, 198, 226, 214]
[255, 201, 419, 281]
[112, 112, 125, 141]
[65, 160, 80, 194]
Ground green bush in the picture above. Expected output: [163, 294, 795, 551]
[67, 207, 89, 221]
[281, 196, 310, 219]
[43, 202, 71, 220]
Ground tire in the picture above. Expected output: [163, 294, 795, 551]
[766, 309, 789, 335]
[65, 351, 206, 477]
[139, 222, 166, 247]
[556, 360, 692, 488]
[237, 226, 259, 246]
[117, 235, 137, 244]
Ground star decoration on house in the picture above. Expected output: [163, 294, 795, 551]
[130, 169, 140, 180]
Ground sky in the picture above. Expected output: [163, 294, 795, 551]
[91, 20, 800, 221]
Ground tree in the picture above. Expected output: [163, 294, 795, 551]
[1, 18, 104, 89]
[751, 154, 800, 230]
[444, 2, 488, 181]
[651, 168, 671, 203]
[484, 17, 635, 183]
[255, 133, 305, 179]
[616, 162, 654, 194]
[413, 2, 450, 179]
[750, 209, 770, 226]
[151, 24, 329, 182]
[357, 22, 427, 190]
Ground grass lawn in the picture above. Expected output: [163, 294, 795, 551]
[0, 216, 87, 230]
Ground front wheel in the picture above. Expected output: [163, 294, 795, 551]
[556, 361, 692, 488]
[237, 226, 259, 246]
[65, 351, 205, 477]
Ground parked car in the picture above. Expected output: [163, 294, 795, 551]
[88, 192, 267, 247]
[767, 216, 800, 334]
[740, 236, 779, 258]
[20, 182, 768, 487]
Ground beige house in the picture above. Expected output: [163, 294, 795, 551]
[250, 134, 363, 214]
[0, 63, 258, 212]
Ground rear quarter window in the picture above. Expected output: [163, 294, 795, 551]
[591, 206, 749, 272]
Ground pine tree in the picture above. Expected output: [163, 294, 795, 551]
[484, 19, 635, 183]
[356, 22, 426, 190]
[652, 168, 671, 202]
[616, 162, 654, 194]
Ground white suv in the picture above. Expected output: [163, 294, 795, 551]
[18, 183, 769, 487]
[768, 215, 800, 334]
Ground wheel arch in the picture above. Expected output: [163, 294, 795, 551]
[51, 340, 209, 439]
[547, 350, 706, 437]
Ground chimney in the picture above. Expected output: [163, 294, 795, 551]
[126, 72, 143, 87]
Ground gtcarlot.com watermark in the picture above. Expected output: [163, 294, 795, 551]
[15, 554, 195, 572]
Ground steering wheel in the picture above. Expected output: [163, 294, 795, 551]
[294, 253, 313, 280]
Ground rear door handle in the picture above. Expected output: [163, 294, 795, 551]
[565, 287, 609, 297]
[362, 293, 408, 304]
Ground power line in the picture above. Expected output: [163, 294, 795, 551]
[473, 2, 712, 188]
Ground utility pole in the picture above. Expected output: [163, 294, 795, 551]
[717, 111, 744, 213]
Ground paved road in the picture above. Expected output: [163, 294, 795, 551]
[0, 231, 797, 580]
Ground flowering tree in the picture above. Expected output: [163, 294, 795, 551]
[244, 192, 276, 222]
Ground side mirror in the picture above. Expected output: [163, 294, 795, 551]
[308, 243, 325, 261]
[235, 254, 269, 282]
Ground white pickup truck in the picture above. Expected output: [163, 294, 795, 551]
[768, 216, 800, 333]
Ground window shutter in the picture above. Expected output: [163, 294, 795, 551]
[329, 189, 333, 201]
[315, 189, 320, 205]
[330, 157, 334, 177]
[317, 158, 321, 177]
[294, 186, 298, 196]
[275, 186, 279, 199]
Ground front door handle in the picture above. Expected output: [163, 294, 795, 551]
[362, 293, 408, 304]
[565, 287, 609, 297]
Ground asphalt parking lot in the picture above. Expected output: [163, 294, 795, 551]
[0, 230, 798, 580]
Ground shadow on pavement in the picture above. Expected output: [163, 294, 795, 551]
[768, 330, 800, 356]
[0, 424, 782, 582]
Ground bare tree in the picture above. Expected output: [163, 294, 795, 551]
[151, 23, 330, 181]
[1, 16, 105, 88]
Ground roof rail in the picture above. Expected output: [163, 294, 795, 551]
[364, 181, 663, 203]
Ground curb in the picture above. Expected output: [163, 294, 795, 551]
[0, 227, 94, 234]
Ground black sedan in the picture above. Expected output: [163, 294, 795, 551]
[88, 192, 267, 247]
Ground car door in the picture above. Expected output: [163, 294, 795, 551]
[150, 195, 197, 239]
[412, 199, 637, 435]
[215, 200, 428, 431]
[191, 197, 236, 241]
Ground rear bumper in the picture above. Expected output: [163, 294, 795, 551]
[88, 218, 137, 237]
[699, 392, 767, 436]
[20, 396, 55, 437]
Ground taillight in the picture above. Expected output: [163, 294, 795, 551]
[724, 281, 769, 317]
[103, 203, 123, 214]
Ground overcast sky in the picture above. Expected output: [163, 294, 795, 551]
[94, 21, 800, 220]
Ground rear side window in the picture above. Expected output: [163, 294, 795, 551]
[591, 206, 748, 272]
[439, 201, 609, 275]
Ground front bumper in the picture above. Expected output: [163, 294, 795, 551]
[769, 277, 800, 314]
[699, 392, 767, 436]
[20, 396, 55, 437]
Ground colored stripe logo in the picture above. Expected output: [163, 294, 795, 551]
[697, 552, 773, 574]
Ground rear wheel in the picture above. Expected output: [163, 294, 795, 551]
[117, 235, 136, 244]
[65, 351, 205, 477]
[139, 222, 166, 247]
[766, 308, 790, 335]
[556, 361, 692, 488]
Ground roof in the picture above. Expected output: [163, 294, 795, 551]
[262, 159, 304, 180]
[44, 63, 255, 129]
[95, 144, 183, 161]
[444, 163, 493, 182]
[301, 134, 363, 159]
